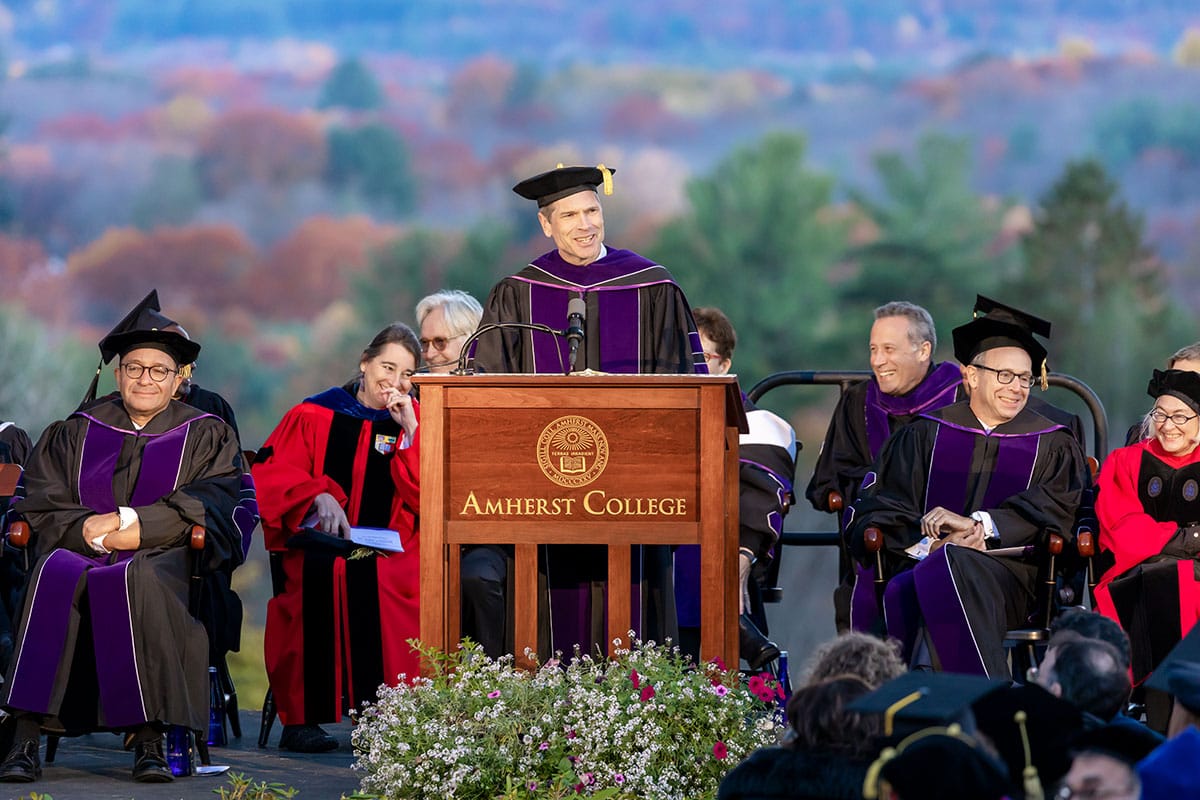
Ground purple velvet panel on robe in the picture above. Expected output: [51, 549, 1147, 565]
[864, 362, 962, 459]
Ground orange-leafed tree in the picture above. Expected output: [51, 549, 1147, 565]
[239, 215, 399, 320]
[195, 108, 327, 198]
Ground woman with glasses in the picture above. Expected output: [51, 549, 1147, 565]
[1095, 368, 1200, 728]
[252, 323, 421, 753]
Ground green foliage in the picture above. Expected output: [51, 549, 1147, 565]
[840, 132, 1016, 357]
[351, 638, 783, 800]
[647, 131, 849, 386]
[0, 304, 93, 440]
[132, 156, 203, 229]
[1001, 159, 1190, 426]
[1094, 98, 1200, 167]
[318, 57, 384, 111]
[325, 124, 417, 213]
[215, 771, 300, 799]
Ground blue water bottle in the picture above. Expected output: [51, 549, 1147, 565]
[776, 650, 792, 708]
[207, 666, 227, 747]
[166, 724, 194, 777]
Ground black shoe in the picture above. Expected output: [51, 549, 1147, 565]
[132, 737, 173, 783]
[279, 724, 338, 753]
[0, 739, 40, 783]
[739, 613, 781, 671]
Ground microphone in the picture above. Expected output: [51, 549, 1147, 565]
[566, 297, 586, 372]
[454, 322, 569, 375]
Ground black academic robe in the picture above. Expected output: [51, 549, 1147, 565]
[847, 401, 1086, 677]
[0, 423, 32, 466]
[716, 746, 872, 800]
[3, 398, 241, 732]
[470, 245, 704, 657]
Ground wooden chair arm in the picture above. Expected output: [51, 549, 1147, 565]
[1086, 456, 1100, 482]
[1048, 532, 1064, 555]
[7, 520, 29, 548]
[864, 526, 883, 554]
[190, 525, 206, 551]
[1076, 528, 1095, 558]
[826, 491, 844, 513]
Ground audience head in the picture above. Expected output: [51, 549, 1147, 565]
[1167, 341, 1200, 372]
[356, 323, 420, 411]
[784, 674, 880, 758]
[870, 730, 1015, 800]
[1049, 607, 1132, 670]
[803, 632, 906, 690]
[1141, 368, 1200, 455]
[869, 301, 936, 397]
[415, 290, 483, 374]
[514, 164, 613, 267]
[692, 306, 736, 376]
[953, 296, 1051, 428]
[1058, 723, 1160, 800]
[1035, 635, 1130, 722]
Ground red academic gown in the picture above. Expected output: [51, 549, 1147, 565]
[253, 384, 420, 725]
[1095, 439, 1200, 683]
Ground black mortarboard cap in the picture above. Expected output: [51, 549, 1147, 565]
[1147, 368, 1200, 415]
[971, 683, 1087, 789]
[513, 164, 615, 208]
[79, 290, 199, 408]
[1069, 721, 1164, 766]
[1144, 622, 1200, 710]
[953, 295, 1052, 386]
[874, 732, 1016, 800]
[847, 670, 1007, 739]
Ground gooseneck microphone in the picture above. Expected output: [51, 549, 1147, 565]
[565, 297, 586, 372]
[454, 322, 569, 375]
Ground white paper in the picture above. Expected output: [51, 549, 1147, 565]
[349, 527, 404, 553]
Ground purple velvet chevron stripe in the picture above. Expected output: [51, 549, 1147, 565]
[87, 552, 148, 727]
[924, 424, 1045, 514]
[527, 281, 571, 373]
[913, 546, 987, 675]
[596, 287, 640, 374]
[529, 247, 658, 284]
[850, 564, 884, 635]
[233, 473, 259, 557]
[864, 363, 962, 459]
[78, 423, 126, 513]
[688, 330, 709, 374]
[5, 550, 95, 713]
[981, 434, 1040, 510]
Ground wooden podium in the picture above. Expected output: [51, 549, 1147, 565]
[414, 373, 745, 671]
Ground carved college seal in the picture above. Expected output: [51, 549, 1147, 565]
[537, 415, 609, 487]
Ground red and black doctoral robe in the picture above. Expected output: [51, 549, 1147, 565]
[1095, 439, 1200, 684]
[254, 383, 419, 726]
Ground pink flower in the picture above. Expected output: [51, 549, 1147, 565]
[709, 656, 727, 671]
[614, 773, 626, 785]
[630, 669, 640, 689]
[777, 683, 786, 700]
[539, 741, 550, 751]
[747, 675, 766, 695]
[640, 684, 656, 702]
[713, 740, 728, 760]
[487, 690, 501, 699]
[714, 684, 729, 697]
[567, 729, 578, 739]
[528, 782, 538, 791]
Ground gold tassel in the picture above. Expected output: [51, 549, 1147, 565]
[596, 163, 614, 196]
[178, 364, 193, 380]
[861, 746, 896, 800]
[883, 690, 923, 737]
[1040, 359, 1048, 391]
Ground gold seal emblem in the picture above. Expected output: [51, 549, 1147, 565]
[537, 415, 609, 488]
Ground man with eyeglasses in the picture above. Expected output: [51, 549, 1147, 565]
[0, 297, 242, 784]
[806, 301, 963, 632]
[415, 290, 482, 374]
[846, 300, 1087, 678]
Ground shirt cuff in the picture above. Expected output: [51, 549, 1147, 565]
[118, 506, 138, 531]
[971, 511, 998, 541]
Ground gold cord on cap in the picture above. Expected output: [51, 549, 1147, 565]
[883, 689, 924, 737]
[596, 163, 613, 196]
[1015, 710, 1045, 800]
[1040, 360, 1048, 391]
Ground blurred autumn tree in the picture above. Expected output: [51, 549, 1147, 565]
[325, 123, 417, 213]
[838, 133, 1015, 353]
[1000, 159, 1193, 428]
[240, 215, 398, 320]
[132, 156, 203, 228]
[195, 108, 326, 198]
[0, 303, 92, 438]
[317, 56, 384, 111]
[66, 224, 257, 325]
[647, 131, 850, 387]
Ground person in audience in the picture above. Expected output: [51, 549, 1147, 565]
[1124, 341, 1200, 445]
[1050, 606, 1133, 669]
[463, 164, 705, 659]
[415, 289, 483, 374]
[806, 301, 961, 631]
[801, 631, 906, 689]
[0, 422, 31, 466]
[0, 303, 242, 784]
[717, 674, 880, 800]
[1137, 726, 1200, 799]
[846, 299, 1086, 677]
[1057, 720, 1162, 800]
[1033, 635, 1133, 724]
[1095, 368, 1200, 730]
[675, 306, 798, 669]
[253, 323, 421, 753]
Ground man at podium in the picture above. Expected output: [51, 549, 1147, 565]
[464, 163, 706, 659]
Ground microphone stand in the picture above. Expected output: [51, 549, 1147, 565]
[454, 322, 571, 375]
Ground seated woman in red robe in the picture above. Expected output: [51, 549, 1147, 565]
[253, 324, 421, 753]
[1096, 368, 1200, 727]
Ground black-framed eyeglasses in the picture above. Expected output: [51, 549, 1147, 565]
[1150, 408, 1200, 426]
[972, 363, 1034, 388]
[419, 333, 467, 353]
[120, 362, 178, 382]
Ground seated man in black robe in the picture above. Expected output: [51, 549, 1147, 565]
[0, 302, 242, 784]
[847, 300, 1086, 678]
